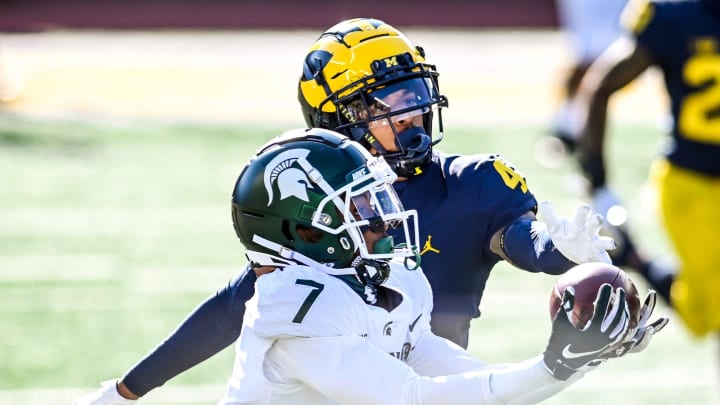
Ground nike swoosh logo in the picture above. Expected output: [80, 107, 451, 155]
[408, 313, 422, 332]
[561, 344, 605, 360]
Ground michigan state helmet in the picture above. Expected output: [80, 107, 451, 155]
[298, 18, 448, 178]
[231, 128, 420, 278]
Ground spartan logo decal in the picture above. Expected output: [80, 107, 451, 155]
[383, 321, 393, 336]
[263, 149, 313, 206]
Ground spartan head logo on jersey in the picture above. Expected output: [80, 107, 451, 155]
[263, 149, 312, 206]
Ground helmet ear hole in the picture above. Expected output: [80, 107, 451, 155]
[296, 224, 324, 243]
[281, 220, 295, 242]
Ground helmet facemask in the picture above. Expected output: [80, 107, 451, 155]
[312, 156, 420, 264]
[324, 60, 448, 177]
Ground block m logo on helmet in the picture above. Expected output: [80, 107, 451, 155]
[383, 56, 399, 68]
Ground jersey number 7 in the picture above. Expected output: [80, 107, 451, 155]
[292, 279, 325, 323]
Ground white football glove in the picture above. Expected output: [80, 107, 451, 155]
[72, 380, 137, 405]
[537, 201, 616, 264]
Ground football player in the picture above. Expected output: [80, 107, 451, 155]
[73, 18, 667, 404]
[222, 128, 631, 404]
[573, 0, 720, 359]
[551, 0, 628, 147]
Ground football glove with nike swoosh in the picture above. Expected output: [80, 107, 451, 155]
[537, 201, 616, 264]
[543, 284, 630, 380]
[601, 290, 669, 359]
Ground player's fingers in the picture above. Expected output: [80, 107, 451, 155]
[594, 249, 613, 264]
[586, 213, 604, 234]
[593, 235, 617, 251]
[601, 287, 627, 336]
[591, 283, 613, 325]
[609, 290, 629, 340]
[649, 316, 669, 333]
[630, 326, 654, 353]
[571, 204, 592, 229]
[638, 290, 657, 327]
[561, 286, 577, 312]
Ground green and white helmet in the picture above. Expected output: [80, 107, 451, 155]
[231, 128, 419, 274]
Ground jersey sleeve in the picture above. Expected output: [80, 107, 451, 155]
[272, 335, 420, 404]
[407, 330, 489, 376]
[621, 0, 668, 56]
[271, 334, 585, 405]
[220, 322, 275, 404]
[248, 266, 364, 339]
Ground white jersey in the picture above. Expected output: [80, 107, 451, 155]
[219, 260, 586, 405]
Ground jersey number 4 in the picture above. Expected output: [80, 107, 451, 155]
[493, 158, 528, 193]
[292, 279, 325, 323]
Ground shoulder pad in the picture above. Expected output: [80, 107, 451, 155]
[386, 260, 433, 304]
[250, 266, 367, 339]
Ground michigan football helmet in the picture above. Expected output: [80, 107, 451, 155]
[231, 128, 420, 283]
[298, 18, 448, 177]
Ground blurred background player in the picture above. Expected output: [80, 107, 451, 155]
[542, 0, 675, 305]
[572, 0, 720, 375]
[74, 18, 623, 403]
[551, 0, 628, 147]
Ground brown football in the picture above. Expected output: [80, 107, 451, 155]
[549, 262, 641, 329]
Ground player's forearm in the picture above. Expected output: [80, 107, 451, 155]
[414, 355, 570, 404]
[497, 217, 576, 274]
[407, 330, 489, 376]
[121, 293, 240, 396]
[577, 37, 652, 190]
[577, 88, 610, 190]
[122, 268, 256, 396]
[277, 335, 576, 405]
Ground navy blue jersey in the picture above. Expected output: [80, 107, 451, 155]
[389, 151, 538, 320]
[626, 0, 720, 175]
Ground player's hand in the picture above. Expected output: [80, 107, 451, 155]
[538, 200, 616, 264]
[601, 290, 669, 359]
[543, 284, 629, 380]
[72, 380, 137, 405]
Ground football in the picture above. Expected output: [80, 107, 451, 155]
[549, 262, 641, 329]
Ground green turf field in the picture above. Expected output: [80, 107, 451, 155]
[1, 29, 718, 405]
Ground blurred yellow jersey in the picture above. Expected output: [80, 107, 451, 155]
[652, 159, 720, 337]
[631, 0, 720, 337]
